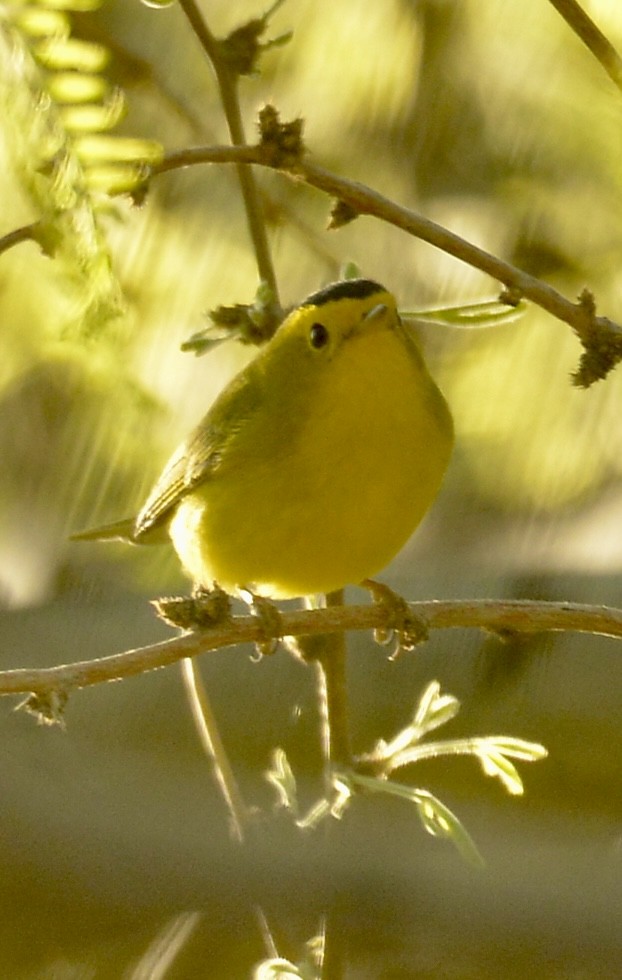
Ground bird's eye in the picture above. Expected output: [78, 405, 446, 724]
[309, 322, 330, 349]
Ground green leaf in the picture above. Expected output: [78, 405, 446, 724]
[412, 679, 460, 733]
[402, 298, 528, 331]
[265, 748, 299, 815]
[253, 959, 304, 979]
[413, 790, 484, 867]
[477, 749, 524, 796]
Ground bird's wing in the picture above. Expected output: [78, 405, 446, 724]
[134, 366, 261, 539]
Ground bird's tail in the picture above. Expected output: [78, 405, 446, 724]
[70, 518, 137, 544]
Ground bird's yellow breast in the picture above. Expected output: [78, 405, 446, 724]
[169, 322, 453, 598]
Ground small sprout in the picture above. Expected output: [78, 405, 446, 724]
[571, 291, 622, 387]
[375, 680, 459, 762]
[16, 689, 68, 728]
[219, 0, 292, 77]
[328, 199, 359, 229]
[340, 261, 362, 280]
[266, 748, 299, 816]
[295, 778, 352, 830]
[258, 104, 305, 169]
[253, 926, 324, 980]
[329, 776, 354, 820]
[413, 789, 484, 867]
[413, 680, 460, 732]
[401, 297, 528, 332]
[253, 958, 305, 979]
[472, 737, 548, 795]
[152, 587, 231, 630]
[272, 679, 546, 865]
[295, 797, 333, 831]
[183, 282, 281, 355]
[180, 324, 236, 357]
[478, 749, 523, 795]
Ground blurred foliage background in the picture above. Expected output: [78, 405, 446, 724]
[2, 0, 622, 976]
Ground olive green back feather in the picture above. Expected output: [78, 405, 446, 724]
[133, 361, 263, 539]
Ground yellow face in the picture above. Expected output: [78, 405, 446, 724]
[272, 279, 400, 365]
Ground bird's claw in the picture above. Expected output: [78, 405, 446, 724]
[361, 578, 428, 657]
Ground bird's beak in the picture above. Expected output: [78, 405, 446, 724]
[358, 303, 392, 334]
[364, 303, 388, 322]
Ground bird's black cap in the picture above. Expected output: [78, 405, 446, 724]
[302, 278, 385, 308]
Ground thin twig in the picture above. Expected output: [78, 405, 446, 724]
[154, 143, 622, 356]
[0, 222, 42, 256]
[311, 589, 350, 980]
[547, 0, 622, 93]
[3, 599, 622, 699]
[313, 590, 351, 768]
[297, 591, 352, 769]
[180, 657, 249, 841]
[177, 0, 280, 305]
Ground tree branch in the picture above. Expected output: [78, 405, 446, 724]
[547, 0, 622, 93]
[154, 141, 622, 386]
[177, 0, 280, 306]
[0, 222, 43, 256]
[3, 599, 622, 702]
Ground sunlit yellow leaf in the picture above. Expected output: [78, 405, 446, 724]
[14, 8, 70, 37]
[479, 750, 524, 796]
[265, 747, 298, 813]
[413, 790, 484, 867]
[253, 959, 302, 980]
[46, 72, 109, 104]
[82, 162, 150, 194]
[74, 134, 164, 164]
[34, 0, 103, 10]
[59, 93, 126, 133]
[34, 37, 110, 72]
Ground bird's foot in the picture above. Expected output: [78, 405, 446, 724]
[238, 589, 283, 658]
[361, 578, 428, 658]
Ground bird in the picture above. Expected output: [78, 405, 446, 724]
[72, 278, 454, 600]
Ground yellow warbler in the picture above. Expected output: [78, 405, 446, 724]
[73, 279, 453, 598]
